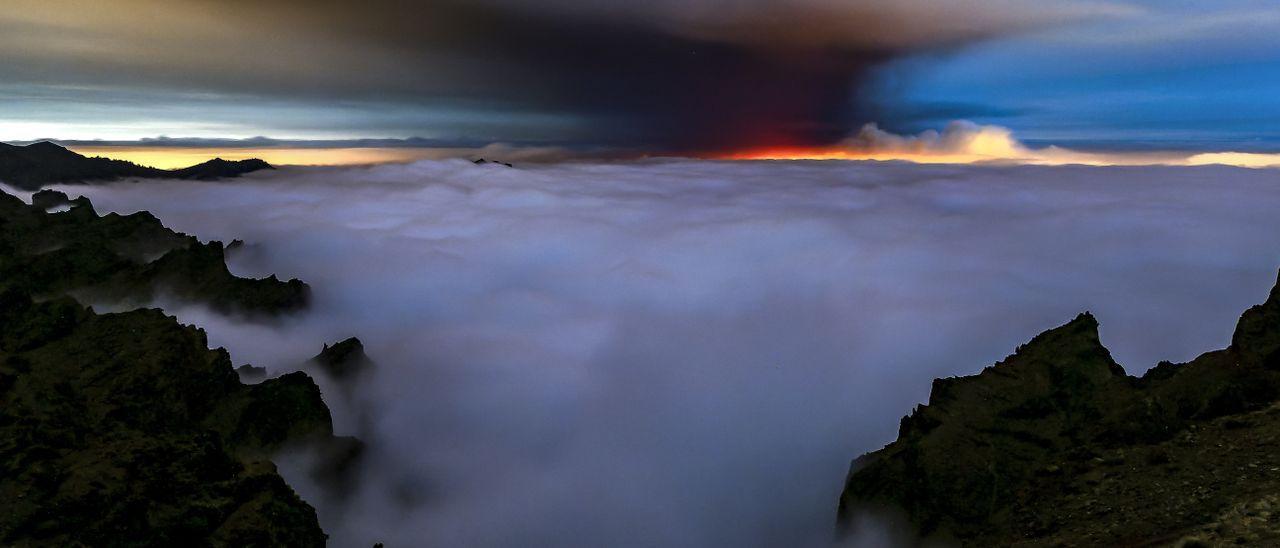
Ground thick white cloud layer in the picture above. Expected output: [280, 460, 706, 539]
[32, 159, 1280, 546]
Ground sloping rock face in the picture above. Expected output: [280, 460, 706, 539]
[0, 186, 336, 545]
[0, 141, 273, 191]
[0, 189, 308, 316]
[0, 292, 331, 546]
[310, 337, 374, 382]
[839, 271, 1280, 546]
[303, 338, 375, 496]
[1233, 276, 1280, 370]
[171, 158, 274, 181]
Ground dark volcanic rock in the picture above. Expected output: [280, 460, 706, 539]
[131, 240, 311, 315]
[0, 291, 331, 546]
[310, 337, 374, 381]
[838, 313, 1133, 541]
[30, 188, 77, 211]
[304, 338, 376, 497]
[171, 158, 275, 181]
[0, 185, 340, 545]
[0, 188, 308, 316]
[0, 141, 273, 191]
[236, 363, 269, 382]
[838, 270, 1280, 546]
[1233, 270, 1280, 369]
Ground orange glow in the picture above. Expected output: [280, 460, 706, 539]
[720, 146, 1021, 164]
[723, 145, 1280, 169]
[721, 145, 1089, 165]
[65, 141, 1280, 171]
[67, 146, 469, 169]
[713, 122, 1280, 167]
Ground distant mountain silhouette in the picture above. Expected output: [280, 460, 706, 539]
[0, 141, 273, 190]
[473, 158, 513, 168]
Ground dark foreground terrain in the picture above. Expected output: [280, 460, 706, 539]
[1, 189, 308, 316]
[0, 188, 350, 545]
[840, 269, 1280, 546]
[0, 141, 272, 191]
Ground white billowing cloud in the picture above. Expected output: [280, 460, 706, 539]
[738, 121, 1280, 168]
[36, 158, 1280, 547]
[1186, 151, 1280, 168]
[842, 121, 1148, 165]
[849, 121, 1035, 159]
[730, 121, 1092, 163]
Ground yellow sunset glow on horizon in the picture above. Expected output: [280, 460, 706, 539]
[66, 146, 466, 169]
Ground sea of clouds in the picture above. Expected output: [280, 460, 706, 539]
[32, 159, 1280, 546]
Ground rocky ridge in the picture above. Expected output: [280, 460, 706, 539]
[838, 270, 1280, 546]
[311, 338, 374, 382]
[0, 189, 308, 316]
[0, 141, 273, 191]
[0, 187, 346, 545]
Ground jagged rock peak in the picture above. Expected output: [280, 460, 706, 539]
[0, 288, 333, 545]
[839, 268, 1280, 546]
[0, 187, 308, 316]
[31, 189, 72, 210]
[1232, 269, 1280, 369]
[312, 337, 373, 380]
[236, 363, 268, 382]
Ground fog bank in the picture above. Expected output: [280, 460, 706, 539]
[42, 159, 1280, 546]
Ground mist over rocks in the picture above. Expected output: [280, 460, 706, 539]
[237, 363, 269, 382]
[311, 338, 374, 382]
[0, 187, 309, 317]
[0, 293, 335, 545]
[0, 186, 345, 545]
[48, 159, 1280, 546]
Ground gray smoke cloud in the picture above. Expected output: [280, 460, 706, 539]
[29, 159, 1280, 547]
[1, 0, 1136, 150]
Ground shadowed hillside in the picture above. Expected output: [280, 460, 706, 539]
[0, 187, 354, 546]
[0, 141, 272, 191]
[839, 269, 1280, 546]
[0, 189, 307, 316]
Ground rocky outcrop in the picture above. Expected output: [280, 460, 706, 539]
[303, 338, 375, 497]
[171, 158, 274, 181]
[0, 189, 308, 316]
[838, 270, 1280, 546]
[1233, 273, 1280, 370]
[0, 185, 338, 545]
[0, 291, 331, 546]
[311, 337, 374, 382]
[0, 141, 273, 191]
[236, 363, 269, 382]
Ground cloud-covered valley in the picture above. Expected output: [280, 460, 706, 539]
[31, 159, 1280, 546]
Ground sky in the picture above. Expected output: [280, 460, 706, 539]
[1, 0, 1278, 160]
[4, 3, 1280, 543]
